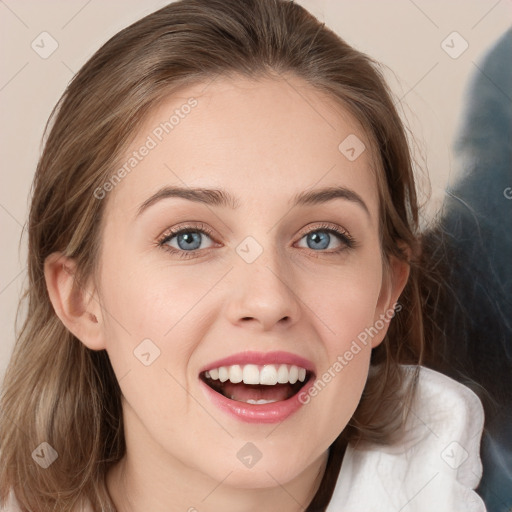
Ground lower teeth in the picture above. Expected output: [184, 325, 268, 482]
[230, 396, 278, 405]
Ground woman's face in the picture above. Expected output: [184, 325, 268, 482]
[95, 74, 401, 493]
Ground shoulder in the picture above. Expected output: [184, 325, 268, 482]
[327, 365, 487, 511]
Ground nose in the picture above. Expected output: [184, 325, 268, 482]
[224, 249, 301, 332]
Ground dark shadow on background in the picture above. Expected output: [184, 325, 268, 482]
[422, 28, 512, 512]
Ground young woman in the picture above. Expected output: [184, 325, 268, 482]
[0, 1, 485, 510]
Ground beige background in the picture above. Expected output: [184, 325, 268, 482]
[1, 0, 511, 379]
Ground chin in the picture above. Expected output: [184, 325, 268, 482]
[222, 464, 306, 489]
[201, 444, 318, 490]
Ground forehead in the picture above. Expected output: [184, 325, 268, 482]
[106, 73, 380, 221]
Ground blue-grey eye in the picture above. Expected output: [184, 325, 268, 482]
[308, 231, 330, 250]
[297, 229, 344, 251]
[165, 230, 214, 251]
[177, 232, 201, 250]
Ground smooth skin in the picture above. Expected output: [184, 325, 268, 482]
[44, 73, 409, 512]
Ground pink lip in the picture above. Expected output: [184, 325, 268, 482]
[198, 351, 316, 424]
[199, 350, 315, 374]
[199, 378, 315, 424]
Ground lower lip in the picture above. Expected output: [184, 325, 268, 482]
[199, 379, 313, 424]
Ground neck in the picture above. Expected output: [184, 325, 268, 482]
[106, 438, 329, 512]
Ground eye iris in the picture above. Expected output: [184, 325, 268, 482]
[308, 231, 330, 250]
[177, 231, 202, 250]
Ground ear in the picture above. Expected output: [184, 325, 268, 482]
[371, 253, 410, 349]
[44, 252, 106, 350]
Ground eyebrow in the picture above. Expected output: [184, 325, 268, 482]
[136, 185, 370, 218]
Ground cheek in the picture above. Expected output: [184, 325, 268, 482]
[98, 253, 213, 344]
[302, 255, 383, 421]
[95, 260, 217, 412]
[308, 256, 383, 347]
[96, 258, 212, 420]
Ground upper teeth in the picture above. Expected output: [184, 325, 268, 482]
[204, 364, 307, 385]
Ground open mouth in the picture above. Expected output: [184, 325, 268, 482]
[199, 364, 314, 404]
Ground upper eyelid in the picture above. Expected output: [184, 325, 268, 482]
[158, 222, 215, 243]
[297, 222, 350, 237]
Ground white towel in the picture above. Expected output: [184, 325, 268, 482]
[327, 366, 486, 511]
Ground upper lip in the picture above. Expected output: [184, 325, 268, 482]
[199, 350, 316, 374]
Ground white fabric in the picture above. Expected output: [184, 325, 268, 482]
[326, 366, 486, 511]
[3, 366, 486, 511]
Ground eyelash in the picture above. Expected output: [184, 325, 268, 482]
[156, 222, 356, 259]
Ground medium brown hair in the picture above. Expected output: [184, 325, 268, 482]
[0, 1, 423, 510]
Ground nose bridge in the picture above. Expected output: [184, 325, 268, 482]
[225, 235, 301, 330]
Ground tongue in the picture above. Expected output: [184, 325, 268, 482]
[221, 382, 293, 402]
